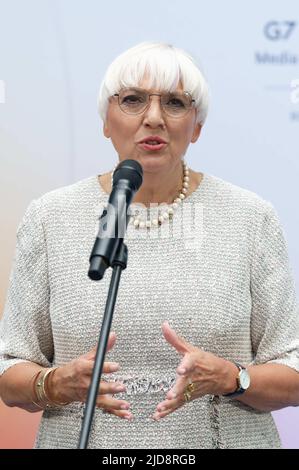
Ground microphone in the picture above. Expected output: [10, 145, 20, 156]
[88, 159, 143, 280]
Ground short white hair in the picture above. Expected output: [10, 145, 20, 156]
[97, 42, 209, 125]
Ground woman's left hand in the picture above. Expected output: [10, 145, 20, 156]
[152, 321, 238, 420]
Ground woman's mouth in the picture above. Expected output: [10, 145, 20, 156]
[138, 138, 168, 152]
[138, 142, 167, 151]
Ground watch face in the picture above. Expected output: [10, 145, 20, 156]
[239, 369, 250, 389]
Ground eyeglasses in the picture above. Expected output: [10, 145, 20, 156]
[112, 87, 195, 118]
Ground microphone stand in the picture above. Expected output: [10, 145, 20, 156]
[78, 241, 128, 449]
[77, 159, 143, 449]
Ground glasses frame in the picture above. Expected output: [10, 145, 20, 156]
[112, 87, 196, 118]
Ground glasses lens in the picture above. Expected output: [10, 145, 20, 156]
[118, 89, 147, 114]
[161, 92, 193, 117]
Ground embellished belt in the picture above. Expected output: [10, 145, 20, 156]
[108, 376, 177, 395]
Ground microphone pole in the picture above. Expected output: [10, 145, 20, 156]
[78, 159, 143, 449]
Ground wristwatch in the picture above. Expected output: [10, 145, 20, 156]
[224, 362, 250, 398]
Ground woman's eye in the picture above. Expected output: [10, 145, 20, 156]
[122, 95, 142, 103]
[168, 98, 184, 107]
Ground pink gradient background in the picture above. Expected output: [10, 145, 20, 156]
[0, 401, 41, 449]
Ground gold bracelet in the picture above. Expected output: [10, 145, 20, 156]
[34, 367, 69, 408]
[31, 398, 45, 410]
[31, 369, 47, 410]
[43, 367, 69, 407]
[35, 368, 52, 408]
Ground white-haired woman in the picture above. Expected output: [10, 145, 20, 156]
[0, 42, 299, 449]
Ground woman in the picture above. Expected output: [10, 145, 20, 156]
[0, 42, 299, 449]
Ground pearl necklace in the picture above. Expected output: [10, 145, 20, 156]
[110, 161, 190, 229]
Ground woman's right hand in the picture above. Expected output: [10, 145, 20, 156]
[48, 332, 132, 420]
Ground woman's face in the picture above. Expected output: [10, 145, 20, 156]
[103, 78, 202, 174]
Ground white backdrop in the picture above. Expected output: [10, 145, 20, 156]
[0, 0, 298, 448]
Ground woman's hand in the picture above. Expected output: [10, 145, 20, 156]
[152, 322, 238, 420]
[48, 332, 132, 420]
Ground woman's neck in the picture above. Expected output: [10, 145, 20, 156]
[98, 165, 202, 207]
[132, 163, 184, 206]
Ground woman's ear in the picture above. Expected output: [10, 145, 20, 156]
[103, 122, 110, 139]
[191, 123, 202, 143]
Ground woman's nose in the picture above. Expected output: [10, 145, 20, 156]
[142, 96, 166, 128]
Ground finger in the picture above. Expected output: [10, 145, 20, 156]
[177, 353, 199, 376]
[155, 396, 180, 413]
[102, 361, 120, 374]
[104, 409, 133, 421]
[166, 375, 189, 399]
[99, 381, 126, 395]
[83, 332, 117, 360]
[96, 394, 131, 412]
[162, 321, 192, 354]
[152, 396, 184, 420]
[106, 332, 117, 352]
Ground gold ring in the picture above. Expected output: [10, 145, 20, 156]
[183, 390, 192, 402]
[183, 381, 196, 403]
[186, 382, 195, 394]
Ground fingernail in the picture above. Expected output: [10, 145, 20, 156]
[120, 404, 130, 410]
[178, 367, 186, 374]
[124, 413, 133, 420]
[158, 406, 165, 412]
[115, 385, 126, 392]
[110, 363, 120, 371]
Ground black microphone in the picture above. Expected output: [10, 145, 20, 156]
[88, 159, 143, 280]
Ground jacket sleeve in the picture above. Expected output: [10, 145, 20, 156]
[0, 199, 54, 375]
[249, 201, 299, 372]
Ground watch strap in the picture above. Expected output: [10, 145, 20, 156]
[223, 362, 246, 397]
